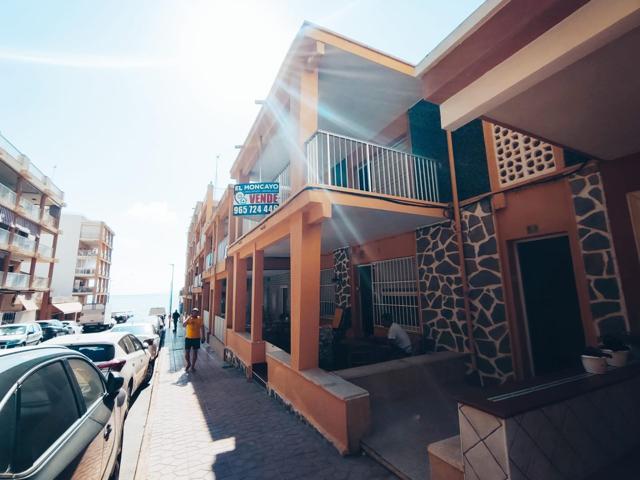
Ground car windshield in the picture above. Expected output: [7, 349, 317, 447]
[66, 344, 115, 362]
[112, 324, 154, 335]
[0, 325, 26, 336]
[37, 322, 52, 327]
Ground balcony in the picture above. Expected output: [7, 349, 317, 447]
[18, 197, 41, 222]
[73, 286, 93, 293]
[80, 226, 101, 241]
[305, 131, 440, 202]
[0, 227, 9, 247]
[216, 237, 228, 264]
[11, 234, 36, 255]
[5, 272, 30, 290]
[42, 212, 58, 230]
[32, 276, 49, 290]
[38, 243, 54, 259]
[205, 251, 214, 270]
[0, 182, 16, 208]
[75, 268, 96, 276]
[78, 248, 99, 257]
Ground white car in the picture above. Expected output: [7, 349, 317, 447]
[0, 322, 43, 349]
[61, 320, 83, 335]
[45, 331, 152, 407]
[110, 323, 161, 360]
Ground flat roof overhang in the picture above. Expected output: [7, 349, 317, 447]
[432, 1, 640, 160]
[228, 186, 446, 259]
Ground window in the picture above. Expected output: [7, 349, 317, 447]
[13, 362, 79, 472]
[320, 268, 335, 317]
[68, 359, 105, 408]
[0, 392, 17, 472]
[129, 335, 143, 351]
[371, 256, 419, 332]
[119, 337, 134, 354]
[67, 344, 115, 362]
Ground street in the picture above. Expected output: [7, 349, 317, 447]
[121, 326, 394, 480]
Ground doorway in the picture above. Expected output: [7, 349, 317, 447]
[358, 265, 374, 336]
[515, 235, 585, 376]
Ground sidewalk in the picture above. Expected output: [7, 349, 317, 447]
[134, 327, 394, 480]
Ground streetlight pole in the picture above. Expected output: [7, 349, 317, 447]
[168, 263, 175, 317]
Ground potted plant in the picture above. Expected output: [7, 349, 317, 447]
[599, 334, 630, 367]
[581, 347, 611, 374]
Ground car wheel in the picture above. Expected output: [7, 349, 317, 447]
[109, 434, 123, 480]
[144, 361, 155, 384]
[21, 342, 26, 347]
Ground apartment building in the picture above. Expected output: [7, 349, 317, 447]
[51, 214, 114, 310]
[0, 132, 63, 324]
[184, 2, 640, 478]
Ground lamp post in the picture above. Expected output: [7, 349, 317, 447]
[168, 263, 175, 317]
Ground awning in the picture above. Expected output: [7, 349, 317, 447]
[52, 302, 83, 314]
[149, 307, 166, 316]
[16, 295, 38, 311]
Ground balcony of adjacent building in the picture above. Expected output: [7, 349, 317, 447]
[0, 132, 64, 205]
[0, 178, 61, 234]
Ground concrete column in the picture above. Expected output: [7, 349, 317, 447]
[289, 211, 322, 371]
[251, 247, 264, 342]
[232, 255, 247, 333]
[213, 279, 222, 316]
[291, 63, 318, 193]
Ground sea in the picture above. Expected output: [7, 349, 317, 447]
[106, 293, 178, 318]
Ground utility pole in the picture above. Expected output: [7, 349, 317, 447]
[168, 263, 175, 316]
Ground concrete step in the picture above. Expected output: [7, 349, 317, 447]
[427, 435, 463, 480]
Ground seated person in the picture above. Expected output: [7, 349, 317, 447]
[382, 313, 412, 357]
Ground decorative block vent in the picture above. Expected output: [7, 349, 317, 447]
[492, 124, 556, 187]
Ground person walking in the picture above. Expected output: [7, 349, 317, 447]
[182, 308, 205, 372]
[172, 309, 180, 333]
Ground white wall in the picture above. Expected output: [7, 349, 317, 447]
[50, 214, 82, 297]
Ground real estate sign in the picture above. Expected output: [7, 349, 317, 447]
[232, 182, 280, 216]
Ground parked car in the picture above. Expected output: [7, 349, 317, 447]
[110, 323, 160, 360]
[46, 331, 153, 407]
[0, 323, 43, 349]
[60, 320, 83, 335]
[0, 345, 126, 479]
[111, 311, 133, 324]
[36, 319, 69, 341]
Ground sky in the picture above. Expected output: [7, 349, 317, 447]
[0, 0, 483, 297]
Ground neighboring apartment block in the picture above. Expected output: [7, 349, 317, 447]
[51, 214, 114, 308]
[0, 132, 63, 323]
[183, 3, 640, 479]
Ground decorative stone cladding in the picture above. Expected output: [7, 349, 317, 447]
[461, 200, 513, 385]
[492, 124, 557, 187]
[416, 221, 467, 353]
[416, 199, 514, 385]
[569, 164, 628, 335]
[333, 248, 351, 309]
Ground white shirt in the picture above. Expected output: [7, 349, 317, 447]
[387, 322, 412, 354]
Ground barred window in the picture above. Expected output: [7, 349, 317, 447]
[320, 268, 335, 317]
[372, 256, 419, 332]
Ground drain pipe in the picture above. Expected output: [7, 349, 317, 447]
[446, 131, 478, 374]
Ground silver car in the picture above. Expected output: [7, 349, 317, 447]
[0, 323, 43, 349]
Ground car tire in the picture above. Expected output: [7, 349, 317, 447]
[21, 343, 26, 347]
[109, 434, 123, 480]
[125, 382, 133, 412]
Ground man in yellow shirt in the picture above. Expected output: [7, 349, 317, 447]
[182, 307, 205, 372]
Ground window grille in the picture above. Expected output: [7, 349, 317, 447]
[320, 268, 335, 317]
[371, 256, 419, 332]
[492, 124, 557, 187]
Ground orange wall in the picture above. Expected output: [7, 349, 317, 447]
[267, 353, 370, 454]
[494, 178, 595, 376]
[351, 231, 416, 266]
[372, 111, 411, 148]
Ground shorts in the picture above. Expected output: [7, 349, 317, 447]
[185, 338, 201, 350]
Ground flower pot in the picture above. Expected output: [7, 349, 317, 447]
[601, 349, 629, 367]
[581, 355, 608, 374]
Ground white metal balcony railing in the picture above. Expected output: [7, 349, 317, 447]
[73, 286, 93, 293]
[18, 197, 41, 221]
[12, 234, 36, 254]
[216, 237, 228, 263]
[32, 276, 49, 289]
[38, 243, 53, 258]
[305, 130, 440, 202]
[0, 182, 16, 207]
[76, 268, 96, 275]
[275, 164, 291, 204]
[0, 227, 9, 246]
[5, 272, 30, 289]
[78, 248, 99, 257]
[241, 217, 260, 236]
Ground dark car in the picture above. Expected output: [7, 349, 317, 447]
[0, 345, 126, 479]
[36, 319, 69, 341]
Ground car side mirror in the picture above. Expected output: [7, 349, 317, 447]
[106, 372, 124, 396]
